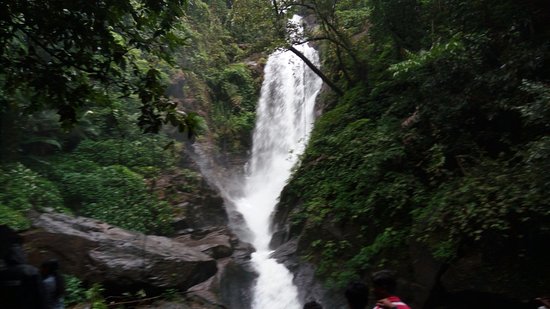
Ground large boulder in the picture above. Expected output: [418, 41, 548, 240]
[23, 212, 217, 294]
[174, 227, 235, 260]
[181, 228, 257, 309]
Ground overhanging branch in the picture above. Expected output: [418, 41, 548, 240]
[288, 46, 343, 96]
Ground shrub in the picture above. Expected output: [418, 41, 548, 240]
[0, 163, 66, 230]
[59, 164, 173, 234]
[63, 275, 87, 306]
[73, 136, 178, 172]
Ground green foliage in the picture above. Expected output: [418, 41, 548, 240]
[168, 0, 262, 156]
[299, 0, 371, 85]
[294, 112, 413, 226]
[518, 80, 550, 127]
[367, 0, 424, 53]
[210, 63, 258, 112]
[0, 0, 258, 249]
[413, 146, 550, 261]
[280, 0, 550, 290]
[228, 0, 278, 50]
[388, 34, 467, 78]
[0, 0, 192, 134]
[287, 98, 419, 287]
[0, 204, 30, 231]
[28, 143, 176, 235]
[208, 63, 259, 152]
[0, 0, 257, 238]
[334, 4, 370, 34]
[334, 228, 407, 286]
[73, 137, 178, 173]
[162, 288, 183, 301]
[56, 162, 173, 234]
[177, 0, 237, 72]
[309, 239, 353, 284]
[0, 163, 66, 230]
[85, 283, 109, 309]
[64, 275, 87, 306]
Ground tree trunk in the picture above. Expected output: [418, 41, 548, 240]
[288, 46, 343, 96]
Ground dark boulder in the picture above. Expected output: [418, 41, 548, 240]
[23, 212, 217, 294]
[174, 227, 235, 260]
[271, 238, 347, 309]
[185, 231, 257, 309]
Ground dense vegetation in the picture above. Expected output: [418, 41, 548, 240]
[0, 0, 266, 304]
[277, 0, 550, 299]
[0, 0, 263, 234]
[2, 0, 549, 305]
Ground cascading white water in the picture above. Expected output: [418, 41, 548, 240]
[231, 14, 323, 309]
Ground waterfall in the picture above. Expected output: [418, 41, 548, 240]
[230, 14, 323, 309]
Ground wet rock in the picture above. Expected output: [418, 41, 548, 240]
[271, 238, 347, 309]
[269, 229, 288, 249]
[184, 230, 257, 309]
[137, 302, 191, 309]
[135, 297, 224, 309]
[151, 168, 228, 231]
[23, 212, 217, 294]
[227, 209, 256, 246]
[174, 227, 234, 259]
[218, 257, 257, 309]
[184, 194, 227, 229]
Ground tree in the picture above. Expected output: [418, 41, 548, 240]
[288, 0, 369, 83]
[271, 0, 349, 94]
[368, 0, 423, 57]
[228, 0, 279, 50]
[0, 0, 199, 162]
[251, 0, 376, 93]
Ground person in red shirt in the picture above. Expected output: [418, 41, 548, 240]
[372, 270, 411, 309]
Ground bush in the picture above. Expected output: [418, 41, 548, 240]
[73, 136, 178, 172]
[0, 163, 66, 230]
[63, 275, 87, 306]
[58, 164, 173, 234]
[209, 63, 259, 153]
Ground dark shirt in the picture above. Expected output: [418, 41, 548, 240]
[43, 275, 64, 309]
[0, 246, 46, 309]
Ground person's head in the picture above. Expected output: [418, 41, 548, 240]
[0, 225, 25, 265]
[0, 225, 22, 259]
[41, 259, 60, 277]
[345, 281, 369, 309]
[372, 270, 397, 299]
[303, 300, 323, 309]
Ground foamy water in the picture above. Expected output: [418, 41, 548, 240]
[231, 15, 323, 309]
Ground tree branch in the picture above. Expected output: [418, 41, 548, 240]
[288, 46, 343, 96]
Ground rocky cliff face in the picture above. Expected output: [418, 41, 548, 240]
[270, 238, 348, 309]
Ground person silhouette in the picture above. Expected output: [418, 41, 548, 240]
[0, 225, 46, 309]
[345, 281, 370, 309]
[41, 259, 65, 309]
